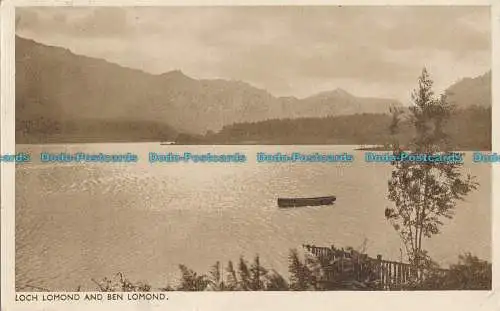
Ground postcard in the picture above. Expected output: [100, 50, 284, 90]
[1, 1, 498, 311]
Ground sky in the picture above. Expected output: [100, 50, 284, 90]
[16, 6, 491, 103]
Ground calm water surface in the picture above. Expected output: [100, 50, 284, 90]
[15, 143, 491, 291]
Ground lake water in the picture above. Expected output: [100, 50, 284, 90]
[15, 143, 491, 291]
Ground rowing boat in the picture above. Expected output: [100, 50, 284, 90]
[277, 196, 336, 208]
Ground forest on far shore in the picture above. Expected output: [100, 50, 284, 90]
[176, 106, 491, 150]
[16, 107, 490, 150]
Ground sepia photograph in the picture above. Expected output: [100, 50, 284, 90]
[7, 2, 494, 299]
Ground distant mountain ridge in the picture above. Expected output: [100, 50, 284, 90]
[16, 36, 401, 136]
[15, 36, 491, 144]
[445, 71, 491, 108]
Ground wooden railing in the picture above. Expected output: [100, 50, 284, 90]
[302, 244, 448, 290]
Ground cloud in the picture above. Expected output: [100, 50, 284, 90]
[15, 6, 491, 101]
[16, 7, 137, 38]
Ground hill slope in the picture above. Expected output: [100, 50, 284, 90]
[445, 71, 491, 108]
[16, 36, 401, 141]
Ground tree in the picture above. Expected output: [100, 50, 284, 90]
[264, 270, 289, 291]
[207, 261, 225, 291]
[91, 272, 152, 292]
[385, 68, 478, 275]
[249, 255, 268, 290]
[444, 253, 491, 290]
[288, 249, 314, 290]
[225, 260, 239, 290]
[177, 265, 208, 291]
[237, 257, 252, 290]
[408, 253, 492, 290]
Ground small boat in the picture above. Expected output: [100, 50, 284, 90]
[278, 196, 336, 208]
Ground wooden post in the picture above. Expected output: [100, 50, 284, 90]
[388, 263, 393, 289]
[401, 264, 404, 284]
[384, 262, 389, 289]
[394, 263, 398, 287]
[351, 249, 359, 280]
[340, 250, 344, 274]
[376, 255, 382, 280]
[406, 264, 409, 283]
[402, 264, 406, 284]
[396, 263, 400, 286]
[385, 262, 389, 289]
[396, 263, 401, 286]
[397, 263, 401, 287]
[406, 264, 410, 283]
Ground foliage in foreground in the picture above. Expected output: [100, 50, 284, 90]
[406, 253, 492, 290]
[90, 250, 491, 292]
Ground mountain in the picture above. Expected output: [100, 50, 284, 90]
[296, 88, 400, 116]
[16, 36, 278, 135]
[16, 37, 179, 142]
[193, 72, 492, 148]
[445, 71, 491, 108]
[16, 36, 402, 141]
[17, 36, 489, 145]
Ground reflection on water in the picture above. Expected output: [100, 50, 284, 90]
[15, 144, 491, 291]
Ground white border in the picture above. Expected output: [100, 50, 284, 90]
[5, 0, 495, 5]
[1, 1, 499, 310]
[1, 1, 16, 310]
